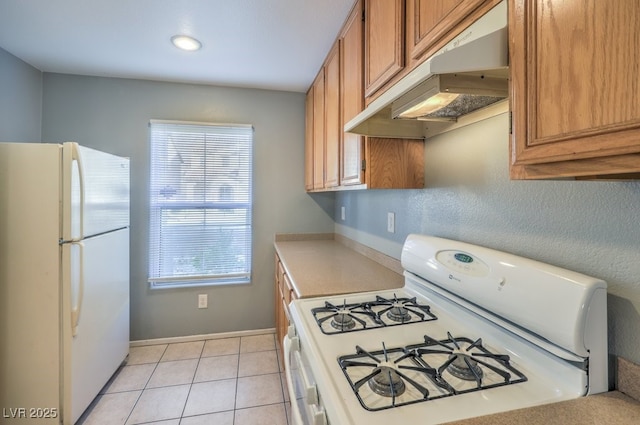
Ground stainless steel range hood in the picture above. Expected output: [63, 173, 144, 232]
[345, 1, 508, 139]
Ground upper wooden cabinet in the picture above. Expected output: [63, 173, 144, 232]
[406, 0, 489, 61]
[510, 0, 640, 179]
[306, 41, 341, 191]
[364, 0, 405, 97]
[304, 87, 314, 191]
[305, 0, 425, 192]
[364, 0, 501, 101]
[312, 70, 325, 190]
[366, 138, 424, 189]
[324, 42, 341, 188]
[341, 0, 365, 186]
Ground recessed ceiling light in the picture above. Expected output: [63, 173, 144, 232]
[171, 35, 202, 51]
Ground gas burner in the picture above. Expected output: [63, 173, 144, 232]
[386, 305, 411, 322]
[312, 300, 381, 333]
[406, 332, 526, 390]
[339, 334, 527, 411]
[370, 295, 437, 324]
[311, 295, 437, 334]
[339, 343, 439, 411]
[447, 352, 483, 381]
[331, 311, 356, 330]
[368, 365, 407, 397]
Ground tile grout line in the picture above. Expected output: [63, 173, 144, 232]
[124, 343, 168, 425]
[274, 334, 291, 425]
[232, 336, 242, 423]
[177, 340, 206, 421]
[83, 334, 288, 424]
[278, 359, 291, 424]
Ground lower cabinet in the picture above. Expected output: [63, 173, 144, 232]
[275, 254, 297, 357]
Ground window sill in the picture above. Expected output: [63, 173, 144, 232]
[149, 276, 251, 290]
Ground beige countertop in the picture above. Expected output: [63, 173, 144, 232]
[445, 351, 640, 424]
[274, 237, 403, 298]
[448, 333, 640, 424]
[447, 391, 640, 425]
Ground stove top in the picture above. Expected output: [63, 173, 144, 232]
[311, 294, 437, 334]
[285, 234, 608, 425]
[339, 332, 527, 411]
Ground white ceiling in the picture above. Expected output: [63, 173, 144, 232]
[0, 0, 355, 93]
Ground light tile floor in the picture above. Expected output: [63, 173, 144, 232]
[78, 333, 291, 425]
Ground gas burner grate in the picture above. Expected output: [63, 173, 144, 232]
[369, 294, 438, 324]
[338, 332, 527, 411]
[405, 332, 527, 392]
[312, 300, 382, 333]
[311, 294, 437, 335]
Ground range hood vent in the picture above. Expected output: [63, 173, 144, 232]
[391, 73, 508, 121]
[345, 1, 508, 139]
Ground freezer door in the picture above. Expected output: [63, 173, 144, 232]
[61, 228, 130, 424]
[62, 142, 130, 241]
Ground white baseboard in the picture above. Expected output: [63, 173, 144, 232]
[129, 327, 277, 347]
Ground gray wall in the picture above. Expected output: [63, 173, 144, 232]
[41, 73, 335, 341]
[335, 113, 640, 365]
[0, 47, 42, 141]
[4, 43, 639, 368]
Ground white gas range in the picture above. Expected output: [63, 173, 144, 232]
[283, 234, 608, 425]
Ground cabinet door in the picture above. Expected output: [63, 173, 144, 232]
[341, 0, 365, 186]
[365, 137, 424, 189]
[279, 298, 289, 352]
[312, 70, 325, 189]
[304, 88, 314, 191]
[364, 0, 405, 97]
[510, 0, 640, 179]
[324, 42, 341, 188]
[407, 0, 487, 60]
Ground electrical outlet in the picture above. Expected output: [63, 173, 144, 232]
[387, 212, 395, 233]
[198, 294, 208, 309]
[341, 206, 346, 221]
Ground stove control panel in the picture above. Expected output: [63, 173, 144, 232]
[436, 250, 490, 277]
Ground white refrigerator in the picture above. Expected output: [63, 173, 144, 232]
[0, 142, 130, 424]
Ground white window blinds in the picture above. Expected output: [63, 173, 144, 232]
[148, 120, 253, 287]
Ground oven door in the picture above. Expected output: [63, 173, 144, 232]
[283, 329, 328, 425]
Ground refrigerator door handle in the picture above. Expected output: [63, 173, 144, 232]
[71, 241, 85, 337]
[72, 143, 85, 241]
[62, 142, 85, 242]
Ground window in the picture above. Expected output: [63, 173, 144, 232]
[148, 120, 253, 288]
